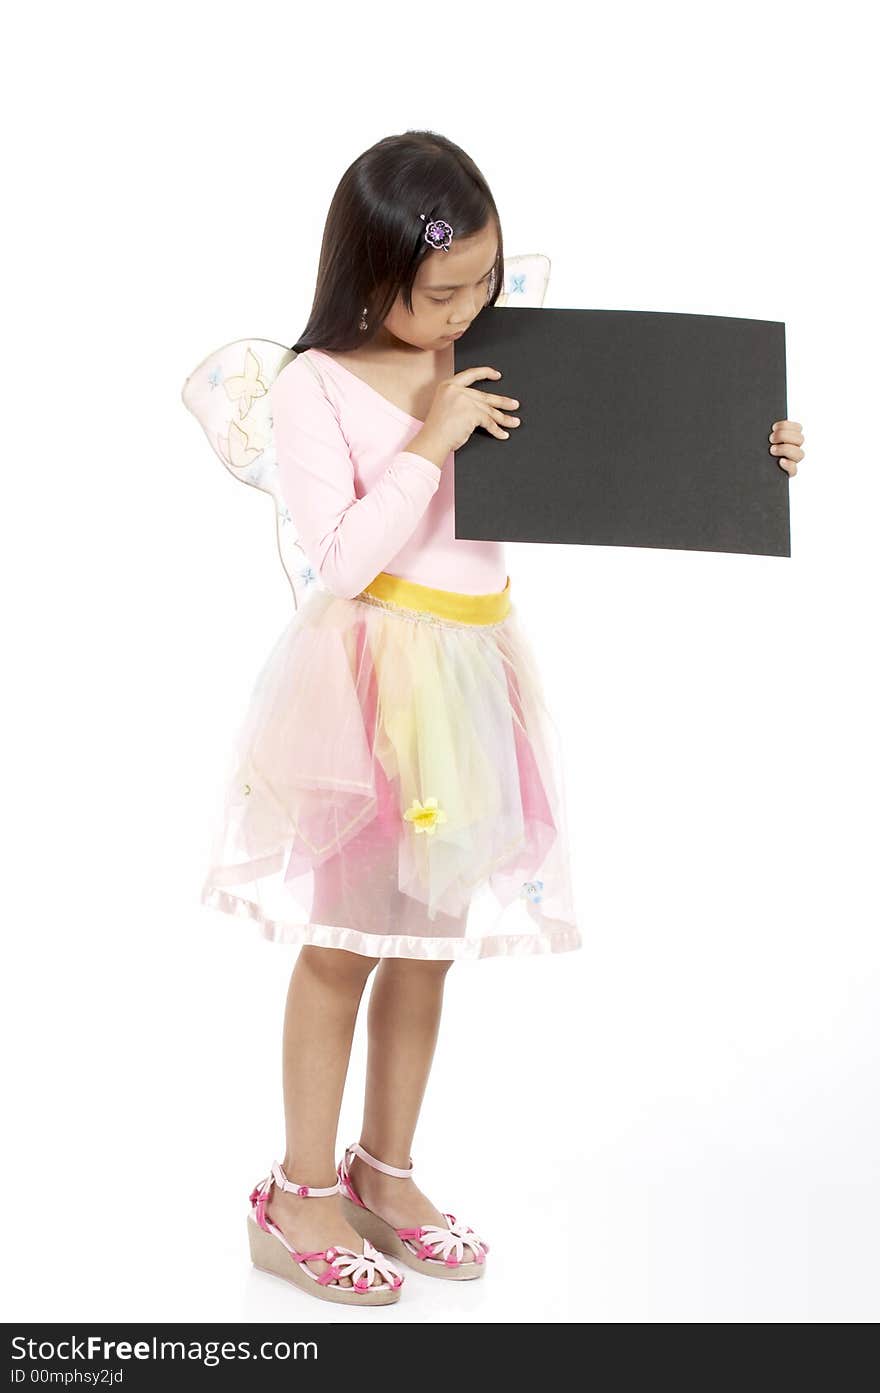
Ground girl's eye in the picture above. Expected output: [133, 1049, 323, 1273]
[430, 273, 493, 307]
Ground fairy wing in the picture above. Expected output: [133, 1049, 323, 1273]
[181, 337, 321, 610]
[495, 252, 551, 307]
[180, 255, 550, 606]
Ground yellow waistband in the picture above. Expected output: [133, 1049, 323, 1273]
[358, 571, 511, 624]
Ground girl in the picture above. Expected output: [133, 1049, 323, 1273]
[200, 131, 805, 1308]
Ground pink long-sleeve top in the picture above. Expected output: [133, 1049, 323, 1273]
[269, 347, 508, 600]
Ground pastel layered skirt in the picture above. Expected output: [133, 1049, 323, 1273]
[200, 571, 582, 960]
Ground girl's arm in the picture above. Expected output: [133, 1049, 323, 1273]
[270, 357, 443, 599]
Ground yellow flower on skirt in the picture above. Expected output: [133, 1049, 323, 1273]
[403, 796, 448, 836]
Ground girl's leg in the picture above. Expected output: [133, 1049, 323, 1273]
[347, 958, 457, 1229]
[264, 943, 383, 1287]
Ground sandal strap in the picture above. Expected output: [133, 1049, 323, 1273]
[270, 1159, 340, 1197]
[397, 1217, 489, 1264]
[345, 1140, 413, 1178]
[255, 1210, 405, 1293]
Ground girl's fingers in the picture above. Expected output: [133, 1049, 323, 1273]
[457, 366, 505, 388]
[769, 418, 805, 477]
[769, 414, 805, 476]
[485, 408, 521, 424]
[479, 405, 505, 439]
[479, 401, 521, 434]
[483, 406, 522, 439]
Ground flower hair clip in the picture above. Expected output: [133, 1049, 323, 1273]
[419, 213, 454, 252]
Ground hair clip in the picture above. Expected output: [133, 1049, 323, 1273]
[419, 213, 454, 252]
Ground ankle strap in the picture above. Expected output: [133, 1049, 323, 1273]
[346, 1141, 413, 1178]
[271, 1159, 340, 1197]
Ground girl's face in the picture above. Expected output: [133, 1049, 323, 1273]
[379, 223, 499, 353]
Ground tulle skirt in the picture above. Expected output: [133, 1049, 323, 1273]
[199, 570, 582, 960]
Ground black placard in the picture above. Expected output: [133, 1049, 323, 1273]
[453, 306, 790, 557]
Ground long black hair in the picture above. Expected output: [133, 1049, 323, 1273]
[289, 130, 504, 354]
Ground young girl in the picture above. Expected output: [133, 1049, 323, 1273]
[199, 130, 804, 1308]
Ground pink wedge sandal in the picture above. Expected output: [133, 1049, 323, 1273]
[247, 1160, 406, 1306]
[337, 1141, 490, 1281]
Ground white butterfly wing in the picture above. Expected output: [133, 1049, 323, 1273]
[496, 253, 551, 307]
[181, 337, 320, 610]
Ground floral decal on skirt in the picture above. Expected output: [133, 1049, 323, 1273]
[403, 796, 448, 836]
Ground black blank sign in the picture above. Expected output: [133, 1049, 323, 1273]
[453, 306, 790, 558]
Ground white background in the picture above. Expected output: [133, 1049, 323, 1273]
[4, 0, 877, 1324]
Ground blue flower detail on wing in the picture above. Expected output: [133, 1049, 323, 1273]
[520, 879, 544, 903]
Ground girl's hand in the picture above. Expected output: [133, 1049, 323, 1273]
[769, 420, 804, 477]
[422, 366, 522, 454]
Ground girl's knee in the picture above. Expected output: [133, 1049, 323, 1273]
[380, 956, 455, 979]
[298, 944, 380, 987]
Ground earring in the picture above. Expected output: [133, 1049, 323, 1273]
[359, 305, 368, 332]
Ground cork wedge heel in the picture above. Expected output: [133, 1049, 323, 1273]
[247, 1159, 405, 1306]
